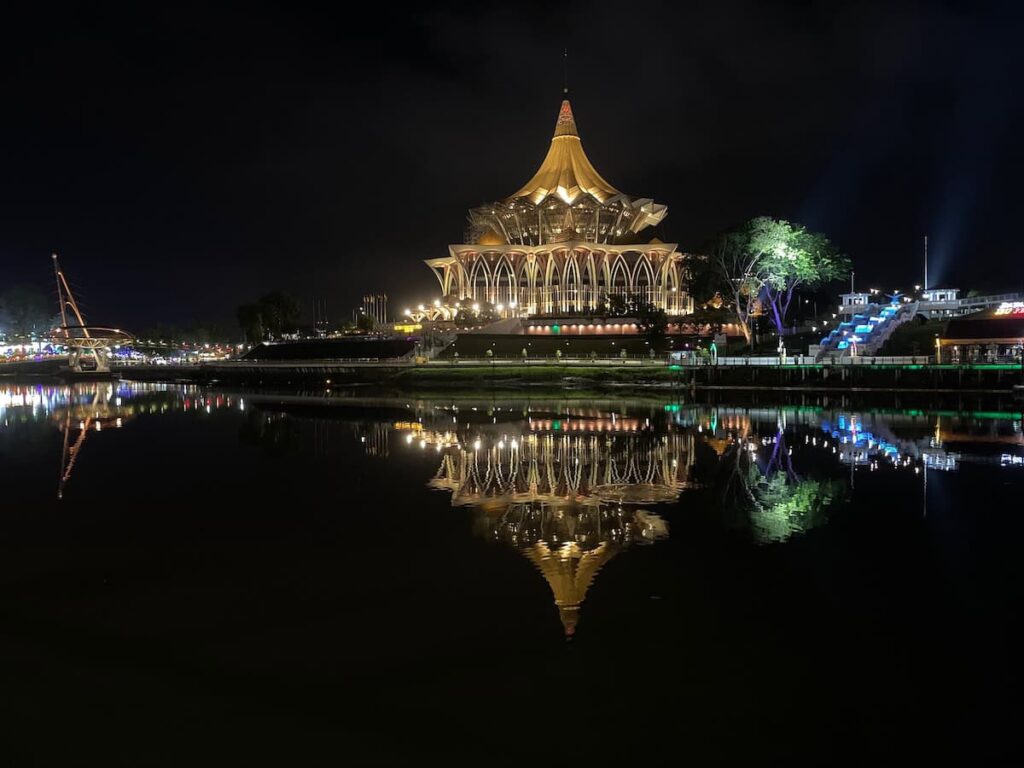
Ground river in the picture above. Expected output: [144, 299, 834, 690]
[1, 382, 1021, 763]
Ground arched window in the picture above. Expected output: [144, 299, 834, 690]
[610, 257, 630, 300]
[470, 257, 490, 303]
[547, 259, 561, 314]
[634, 256, 654, 307]
[581, 257, 596, 310]
[517, 261, 533, 313]
[495, 257, 515, 307]
[564, 257, 580, 313]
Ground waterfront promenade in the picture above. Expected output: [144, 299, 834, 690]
[104, 355, 1024, 395]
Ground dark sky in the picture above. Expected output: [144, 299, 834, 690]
[2, 1, 1023, 330]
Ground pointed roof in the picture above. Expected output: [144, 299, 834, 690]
[508, 100, 621, 206]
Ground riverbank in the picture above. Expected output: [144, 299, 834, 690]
[104, 359, 1024, 396]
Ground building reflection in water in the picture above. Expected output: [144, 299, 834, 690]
[407, 422, 694, 635]
[3, 383, 1020, 633]
[481, 500, 667, 636]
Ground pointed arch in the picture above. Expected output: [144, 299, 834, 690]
[633, 254, 655, 306]
[516, 257, 535, 314]
[544, 253, 562, 314]
[664, 259, 684, 314]
[563, 253, 581, 313]
[469, 256, 491, 304]
[610, 254, 630, 301]
[493, 255, 516, 307]
[595, 252, 612, 309]
[581, 254, 598, 310]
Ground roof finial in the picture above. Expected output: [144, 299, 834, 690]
[563, 48, 569, 95]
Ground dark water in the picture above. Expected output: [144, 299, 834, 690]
[1, 382, 1022, 764]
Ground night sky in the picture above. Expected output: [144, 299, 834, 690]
[2, 1, 1023, 330]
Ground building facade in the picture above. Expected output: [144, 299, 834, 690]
[425, 99, 692, 317]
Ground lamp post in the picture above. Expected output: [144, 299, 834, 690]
[924, 235, 928, 292]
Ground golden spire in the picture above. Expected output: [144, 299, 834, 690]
[508, 99, 621, 206]
[553, 99, 578, 137]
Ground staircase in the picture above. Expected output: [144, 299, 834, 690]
[424, 331, 458, 359]
[466, 318, 523, 334]
[814, 301, 919, 360]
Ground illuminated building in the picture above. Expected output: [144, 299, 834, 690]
[938, 301, 1024, 363]
[424, 99, 693, 317]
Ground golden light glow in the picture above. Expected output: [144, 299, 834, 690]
[509, 100, 621, 206]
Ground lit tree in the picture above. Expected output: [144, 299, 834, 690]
[711, 218, 848, 345]
[760, 223, 848, 336]
[710, 221, 778, 347]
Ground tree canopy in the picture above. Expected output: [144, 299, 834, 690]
[235, 291, 302, 343]
[603, 292, 669, 351]
[0, 285, 52, 338]
[710, 217, 849, 345]
[758, 222, 848, 336]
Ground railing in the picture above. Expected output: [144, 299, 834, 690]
[929, 291, 1024, 309]
[713, 355, 933, 366]
[426, 355, 938, 367]
[861, 301, 918, 355]
[113, 357, 417, 368]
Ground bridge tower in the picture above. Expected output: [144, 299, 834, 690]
[50, 254, 133, 373]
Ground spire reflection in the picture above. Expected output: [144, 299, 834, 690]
[418, 426, 691, 635]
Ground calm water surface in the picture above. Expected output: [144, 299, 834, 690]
[1, 382, 1022, 764]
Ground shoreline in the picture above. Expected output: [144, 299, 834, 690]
[112, 361, 1024, 394]
[4, 360, 1024, 397]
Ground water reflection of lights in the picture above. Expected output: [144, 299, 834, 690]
[403, 424, 692, 636]
[0, 382, 240, 498]
[422, 432, 695, 506]
[482, 501, 668, 636]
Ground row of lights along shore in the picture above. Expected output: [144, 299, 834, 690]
[527, 322, 640, 332]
